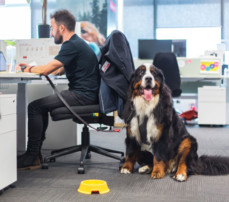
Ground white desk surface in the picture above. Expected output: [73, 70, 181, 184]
[181, 75, 224, 79]
[0, 72, 40, 78]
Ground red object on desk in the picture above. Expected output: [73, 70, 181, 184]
[114, 129, 120, 132]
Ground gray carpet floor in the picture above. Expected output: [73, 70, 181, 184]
[1, 125, 229, 202]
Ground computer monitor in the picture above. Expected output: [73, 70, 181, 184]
[172, 40, 186, 57]
[138, 39, 172, 59]
[138, 39, 187, 59]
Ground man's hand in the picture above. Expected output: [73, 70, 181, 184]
[17, 63, 30, 72]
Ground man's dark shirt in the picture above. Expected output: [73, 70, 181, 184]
[55, 34, 100, 102]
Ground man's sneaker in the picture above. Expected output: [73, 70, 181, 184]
[18, 152, 43, 163]
[17, 152, 41, 170]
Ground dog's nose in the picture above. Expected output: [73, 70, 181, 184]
[145, 77, 152, 82]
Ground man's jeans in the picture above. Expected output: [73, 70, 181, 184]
[26, 90, 95, 155]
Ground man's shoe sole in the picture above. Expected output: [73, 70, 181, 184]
[18, 164, 41, 170]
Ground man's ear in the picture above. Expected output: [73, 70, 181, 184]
[59, 24, 65, 32]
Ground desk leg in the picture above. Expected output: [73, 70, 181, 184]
[17, 83, 27, 152]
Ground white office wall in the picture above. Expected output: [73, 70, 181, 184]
[123, 0, 226, 58]
[156, 27, 221, 58]
[0, 2, 31, 39]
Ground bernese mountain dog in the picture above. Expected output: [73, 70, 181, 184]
[120, 63, 229, 181]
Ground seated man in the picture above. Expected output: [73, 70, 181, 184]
[17, 9, 100, 170]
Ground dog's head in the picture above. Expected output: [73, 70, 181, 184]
[130, 63, 164, 101]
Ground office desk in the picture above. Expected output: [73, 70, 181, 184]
[0, 73, 78, 151]
[0, 72, 40, 151]
[181, 75, 224, 80]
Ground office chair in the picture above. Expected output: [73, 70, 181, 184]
[42, 104, 124, 174]
[153, 52, 182, 97]
[42, 30, 134, 174]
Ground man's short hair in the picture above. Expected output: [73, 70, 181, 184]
[50, 9, 76, 31]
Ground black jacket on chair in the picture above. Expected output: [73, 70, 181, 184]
[99, 30, 135, 116]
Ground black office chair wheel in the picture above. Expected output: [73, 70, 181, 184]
[41, 163, 49, 169]
[78, 166, 85, 174]
[119, 157, 125, 170]
[121, 156, 125, 163]
[86, 153, 91, 159]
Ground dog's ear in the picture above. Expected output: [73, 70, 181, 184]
[152, 65, 165, 83]
[121, 72, 135, 121]
[126, 71, 136, 95]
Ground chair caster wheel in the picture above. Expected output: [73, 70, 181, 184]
[86, 153, 91, 159]
[50, 158, 56, 163]
[78, 167, 85, 174]
[121, 157, 125, 163]
[119, 157, 125, 170]
[42, 163, 49, 169]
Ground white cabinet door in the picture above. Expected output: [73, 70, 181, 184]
[0, 131, 17, 190]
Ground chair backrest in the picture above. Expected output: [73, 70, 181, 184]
[153, 52, 182, 97]
[98, 30, 135, 116]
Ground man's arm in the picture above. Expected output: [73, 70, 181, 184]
[50, 67, 65, 75]
[19, 59, 64, 76]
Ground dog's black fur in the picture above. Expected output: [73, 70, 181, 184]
[120, 64, 229, 181]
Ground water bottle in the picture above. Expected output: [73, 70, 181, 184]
[0, 51, 6, 72]
[5, 40, 16, 73]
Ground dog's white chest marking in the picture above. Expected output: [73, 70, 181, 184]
[130, 95, 160, 153]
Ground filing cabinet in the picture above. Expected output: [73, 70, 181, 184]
[0, 94, 17, 190]
[198, 86, 229, 125]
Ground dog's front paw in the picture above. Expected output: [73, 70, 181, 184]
[151, 170, 165, 179]
[173, 173, 187, 182]
[120, 162, 134, 174]
[120, 167, 131, 174]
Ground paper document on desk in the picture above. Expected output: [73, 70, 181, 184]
[200, 60, 220, 74]
[16, 38, 60, 65]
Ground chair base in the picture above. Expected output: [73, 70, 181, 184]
[42, 125, 125, 174]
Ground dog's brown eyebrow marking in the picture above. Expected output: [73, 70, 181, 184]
[141, 65, 146, 70]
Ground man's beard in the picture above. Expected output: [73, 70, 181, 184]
[54, 34, 63, 44]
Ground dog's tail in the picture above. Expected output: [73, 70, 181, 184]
[193, 155, 229, 175]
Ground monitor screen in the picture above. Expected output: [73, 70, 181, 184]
[172, 40, 186, 57]
[138, 39, 172, 59]
[138, 39, 187, 59]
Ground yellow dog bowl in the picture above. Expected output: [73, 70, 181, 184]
[78, 180, 110, 195]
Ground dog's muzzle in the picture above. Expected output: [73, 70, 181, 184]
[140, 75, 156, 101]
[140, 85, 156, 102]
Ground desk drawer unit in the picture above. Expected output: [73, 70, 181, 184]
[0, 94, 17, 190]
[198, 87, 229, 125]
